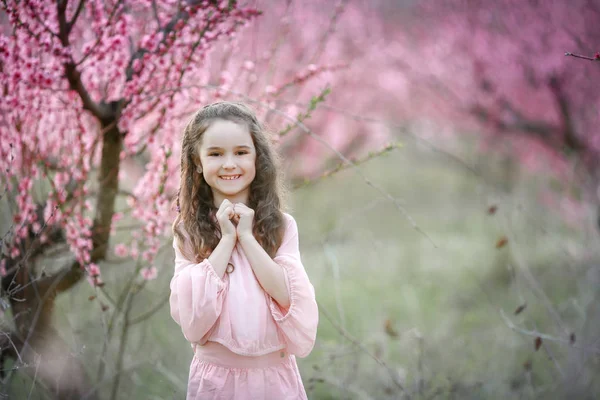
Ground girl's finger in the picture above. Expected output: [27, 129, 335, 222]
[227, 207, 235, 219]
[219, 199, 231, 211]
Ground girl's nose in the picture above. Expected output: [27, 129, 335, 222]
[222, 155, 236, 169]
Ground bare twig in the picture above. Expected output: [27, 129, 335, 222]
[499, 309, 600, 355]
[499, 217, 567, 333]
[27, 353, 41, 400]
[292, 143, 402, 190]
[564, 52, 600, 61]
[127, 292, 170, 326]
[318, 302, 407, 394]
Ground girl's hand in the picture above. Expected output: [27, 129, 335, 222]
[216, 199, 236, 239]
[233, 203, 255, 242]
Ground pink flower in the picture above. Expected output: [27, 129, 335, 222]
[10, 247, 19, 258]
[265, 85, 276, 95]
[114, 243, 128, 257]
[88, 263, 100, 277]
[141, 266, 158, 281]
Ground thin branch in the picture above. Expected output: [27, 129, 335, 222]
[127, 292, 170, 326]
[27, 354, 41, 400]
[0, 331, 24, 365]
[56, 2, 107, 119]
[564, 52, 600, 61]
[499, 309, 600, 355]
[500, 216, 567, 333]
[67, 0, 86, 34]
[318, 302, 406, 394]
[265, 101, 437, 248]
[292, 143, 402, 189]
[24, 0, 59, 38]
[74, 0, 124, 67]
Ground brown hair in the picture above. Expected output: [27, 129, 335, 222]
[173, 101, 287, 264]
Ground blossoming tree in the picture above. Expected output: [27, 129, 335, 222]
[0, 0, 382, 397]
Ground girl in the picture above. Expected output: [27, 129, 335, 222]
[169, 101, 319, 399]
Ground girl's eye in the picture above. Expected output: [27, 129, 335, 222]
[236, 151, 248, 155]
[208, 153, 221, 156]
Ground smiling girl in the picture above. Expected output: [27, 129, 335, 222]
[169, 101, 318, 399]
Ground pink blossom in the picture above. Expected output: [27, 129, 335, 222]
[112, 212, 124, 223]
[114, 243, 129, 257]
[88, 263, 100, 277]
[141, 266, 158, 281]
[10, 247, 19, 258]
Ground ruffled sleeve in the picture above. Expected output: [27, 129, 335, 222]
[169, 233, 229, 344]
[267, 214, 319, 357]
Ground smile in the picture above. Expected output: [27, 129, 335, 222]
[220, 175, 241, 180]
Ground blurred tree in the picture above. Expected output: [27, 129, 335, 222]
[401, 0, 600, 228]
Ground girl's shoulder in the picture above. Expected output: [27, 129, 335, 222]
[173, 220, 191, 242]
[281, 211, 293, 221]
[281, 211, 297, 225]
[280, 212, 300, 235]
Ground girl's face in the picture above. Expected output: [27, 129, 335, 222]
[197, 119, 257, 207]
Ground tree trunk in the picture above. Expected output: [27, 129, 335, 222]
[0, 117, 122, 399]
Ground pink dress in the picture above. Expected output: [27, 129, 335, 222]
[169, 213, 319, 400]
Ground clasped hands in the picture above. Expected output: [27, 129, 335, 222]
[215, 199, 254, 242]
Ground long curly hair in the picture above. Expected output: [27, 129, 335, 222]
[172, 101, 287, 264]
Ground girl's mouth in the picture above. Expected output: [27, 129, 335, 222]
[220, 175, 241, 180]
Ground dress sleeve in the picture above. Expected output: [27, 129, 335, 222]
[169, 236, 229, 344]
[267, 214, 319, 358]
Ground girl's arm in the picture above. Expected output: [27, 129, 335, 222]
[236, 206, 318, 358]
[169, 235, 230, 343]
[238, 233, 291, 308]
[169, 200, 237, 343]
[209, 199, 238, 277]
[208, 234, 237, 278]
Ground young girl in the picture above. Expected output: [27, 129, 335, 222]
[169, 101, 319, 399]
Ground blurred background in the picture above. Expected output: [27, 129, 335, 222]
[1, 0, 599, 399]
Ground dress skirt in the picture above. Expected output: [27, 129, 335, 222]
[186, 341, 308, 400]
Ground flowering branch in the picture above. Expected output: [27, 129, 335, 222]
[292, 142, 403, 189]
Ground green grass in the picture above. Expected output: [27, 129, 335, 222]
[5, 135, 599, 399]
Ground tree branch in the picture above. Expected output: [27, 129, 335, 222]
[500, 309, 600, 355]
[565, 52, 600, 62]
[56, 0, 107, 119]
[319, 303, 406, 393]
[67, 0, 86, 34]
[547, 74, 584, 154]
